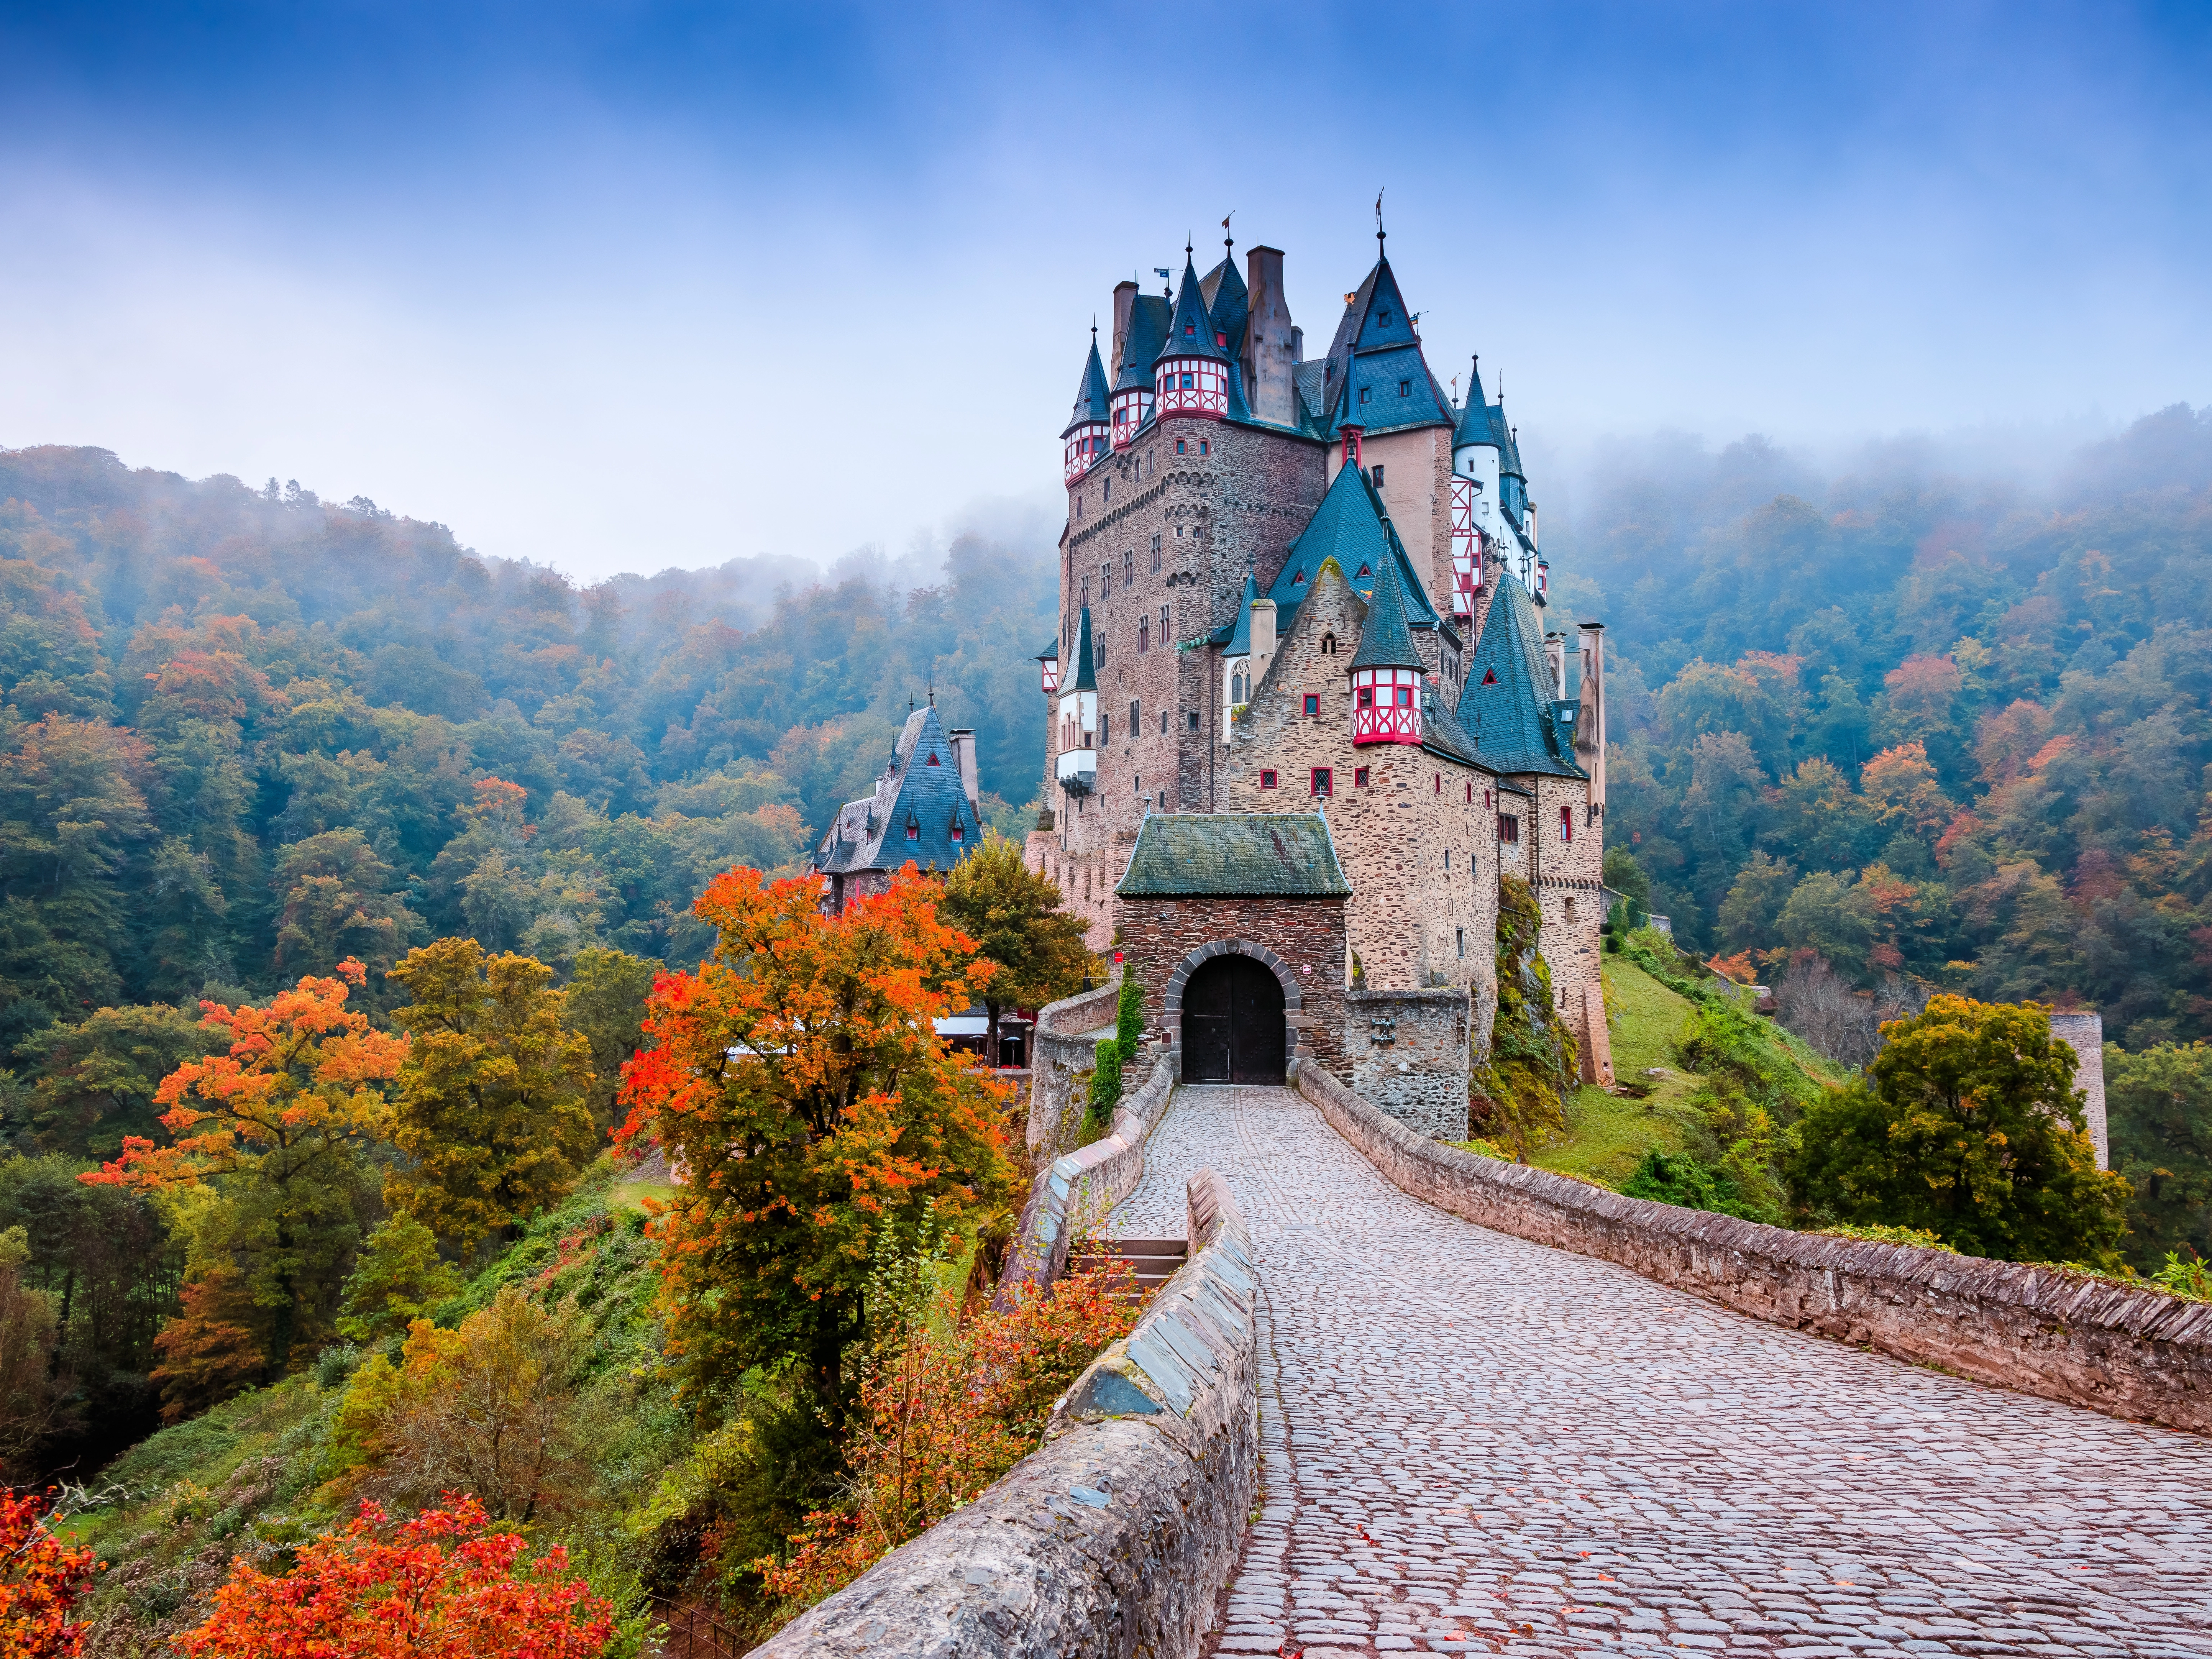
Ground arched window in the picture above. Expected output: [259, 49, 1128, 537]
[1320, 632, 1337, 656]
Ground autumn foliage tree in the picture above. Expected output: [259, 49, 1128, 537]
[0, 1491, 99, 1659]
[617, 865, 1015, 1422]
[83, 962, 407, 1376]
[940, 833, 1094, 1065]
[384, 939, 597, 1252]
[174, 1496, 611, 1659]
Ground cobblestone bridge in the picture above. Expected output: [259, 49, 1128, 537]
[1106, 1085, 2212, 1659]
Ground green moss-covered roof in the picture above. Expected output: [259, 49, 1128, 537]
[1117, 813, 1351, 898]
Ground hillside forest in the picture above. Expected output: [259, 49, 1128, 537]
[1, 407, 2210, 1644]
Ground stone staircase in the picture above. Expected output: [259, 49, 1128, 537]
[1070, 1237, 1188, 1295]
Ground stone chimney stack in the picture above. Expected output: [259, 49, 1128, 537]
[1544, 632, 1567, 700]
[1250, 597, 1278, 685]
[946, 729, 981, 812]
[1577, 622, 1606, 819]
[1110, 281, 1138, 381]
[1245, 246, 1296, 427]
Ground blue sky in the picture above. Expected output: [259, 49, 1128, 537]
[2, 1, 2207, 581]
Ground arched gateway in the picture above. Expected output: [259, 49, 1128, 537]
[1179, 952, 1288, 1083]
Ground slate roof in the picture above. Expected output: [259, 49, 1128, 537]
[1112, 294, 1172, 394]
[1060, 336, 1112, 438]
[1348, 536, 1422, 671]
[1160, 255, 1231, 363]
[1263, 463, 1440, 638]
[1117, 813, 1351, 898]
[1453, 358, 1497, 450]
[814, 705, 983, 877]
[1224, 571, 1260, 656]
[1453, 573, 1584, 779]
[1200, 254, 1249, 362]
[1065, 606, 1098, 693]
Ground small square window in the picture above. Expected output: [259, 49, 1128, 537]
[1499, 814, 1519, 844]
[1359, 386, 1371, 405]
[1181, 372, 1194, 389]
[1358, 687, 1373, 708]
[1188, 710, 1200, 732]
[1561, 804, 1574, 842]
[1398, 380, 1410, 397]
[1372, 464, 1385, 488]
[1260, 769, 1278, 790]
[1129, 699, 1140, 732]
[1311, 767, 1332, 798]
[1200, 440, 1208, 456]
[1176, 439, 1186, 455]
[1302, 694, 1320, 717]
[1354, 766, 1370, 788]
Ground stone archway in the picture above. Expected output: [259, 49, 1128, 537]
[1164, 940, 1300, 1085]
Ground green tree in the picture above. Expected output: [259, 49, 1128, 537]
[1717, 851, 1797, 953]
[336, 1213, 463, 1345]
[2104, 1041, 2212, 1273]
[273, 829, 425, 982]
[385, 939, 597, 1252]
[1777, 869, 1879, 980]
[564, 946, 663, 1129]
[14, 1002, 220, 1157]
[939, 833, 1093, 1066]
[1787, 995, 2132, 1262]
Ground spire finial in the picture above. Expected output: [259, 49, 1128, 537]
[1185, 231, 1193, 259]
[1222, 210, 1234, 257]
[1374, 186, 1386, 247]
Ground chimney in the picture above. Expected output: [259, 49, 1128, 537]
[1544, 633, 1566, 700]
[2047, 1011, 2109, 1168]
[1576, 622, 1606, 819]
[1250, 597, 1278, 685]
[1245, 246, 1296, 426]
[1110, 281, 1138, 381]
[946, 729, 981, 813]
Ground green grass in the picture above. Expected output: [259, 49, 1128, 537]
[1528, 955, 1706, 1190]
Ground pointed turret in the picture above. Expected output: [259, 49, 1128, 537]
[1349, 539, 1424, 747]
[1061, 331, 1112, 484]
[1448, 354, 1500, 620]
[1154, 250, 1232, 421]
[1110, 292, 1170, 447]
[1452, 356, 1497, 456]
[1054, 607, 1099, 797]
[1454, 573, 1584, 779]
[1317, 250, 1454, 446]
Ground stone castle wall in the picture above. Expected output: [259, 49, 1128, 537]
[1345, 986, 1472, 1140]
[1522, 772, 1606, 1037]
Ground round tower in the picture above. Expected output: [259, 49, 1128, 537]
[1153, 249, 1232, 420]
[1061, 328, 1112, 484]
[1348, 549, 1425, 747]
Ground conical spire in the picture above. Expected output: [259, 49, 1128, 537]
[1453, 354, 1497, 450]
[1065, 607, 1098, 693]
[1060, 331, 1112, 438]
[1111, 293, 1170, 394]
[1349, 535, 1423, 672]
[1224, 570, 1260, 655]
[1162, 251, 1231, 362]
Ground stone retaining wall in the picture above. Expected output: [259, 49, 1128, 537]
[1344, 986, 1472, 1140]
[759, 1169, 1259, 1659]
[995, 1050, 1174, 1313]
[1294, 1060, 2212, 1436]
[1027, 978, 1122, 1167]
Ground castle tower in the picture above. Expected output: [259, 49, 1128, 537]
[1348, 545, 1424, 747]
[1449, 355, 1498, 630]
[1110, 289, 1168, 448]
[1154, 252, 1234, 420]
[1062, 330, 1112, 484]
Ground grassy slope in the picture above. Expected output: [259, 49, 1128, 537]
[1530, 954, 1704, 1188]
[60, 1161, 674, 1659]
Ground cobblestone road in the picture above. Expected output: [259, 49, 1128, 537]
[1108, 1085, 2212, 1659]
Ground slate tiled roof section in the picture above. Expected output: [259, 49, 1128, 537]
[1065, 606, 1098, 693]
[815, 705, 982, 877]
[1454, 573, 1584, 779]
[1349, 537, 1422, 671]
[1113, 295, 1172, 394]
[1224, 571, 1260, 655]
[1268, 464, 1440, 637]
[1117, 814, 1352, 898]
[1200, 255, 1249, 361]
[1061, 337, 1112, 438]
[1162, 255, 1232, 362]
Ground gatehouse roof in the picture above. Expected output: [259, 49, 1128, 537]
[1117, 813, 1352, 898]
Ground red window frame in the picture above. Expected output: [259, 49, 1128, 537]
[1259, 770, 1277, 790]
[1354, 766, 1370, 788]
[1303, 693, 1320, 717]
[1311, 768, 1332, 798]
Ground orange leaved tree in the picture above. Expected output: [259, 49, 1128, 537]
[616, 865, 1015, 1423]
[0, 1492, 99, 1659]
[83, 962, 409, 1377]
[175, 1496, 611, 1659]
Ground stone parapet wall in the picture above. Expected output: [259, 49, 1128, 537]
[761, 1169, 1259, 1659]
[1026, 979, 1123, 1165]
[997, 1053, 1175, 1313]
[1344, 987, 1471, 1140]
[1294, 1060, 2212, 1436]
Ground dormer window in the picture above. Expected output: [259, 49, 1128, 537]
[905, 818, 920, 842]
[1379, 310, 1392, 324]
[1398, 380, 1410, 397]
[1355, 563, 1371, 578]
[1359, 386, 1371, 405]
[1481, 668, 1498, 686]
[1291, 569, 1305, 585]
[926, 752, 940, 766]
[950, 818, 965, 843]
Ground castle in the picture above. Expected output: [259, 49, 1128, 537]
[817, 226, 1610, 1136]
